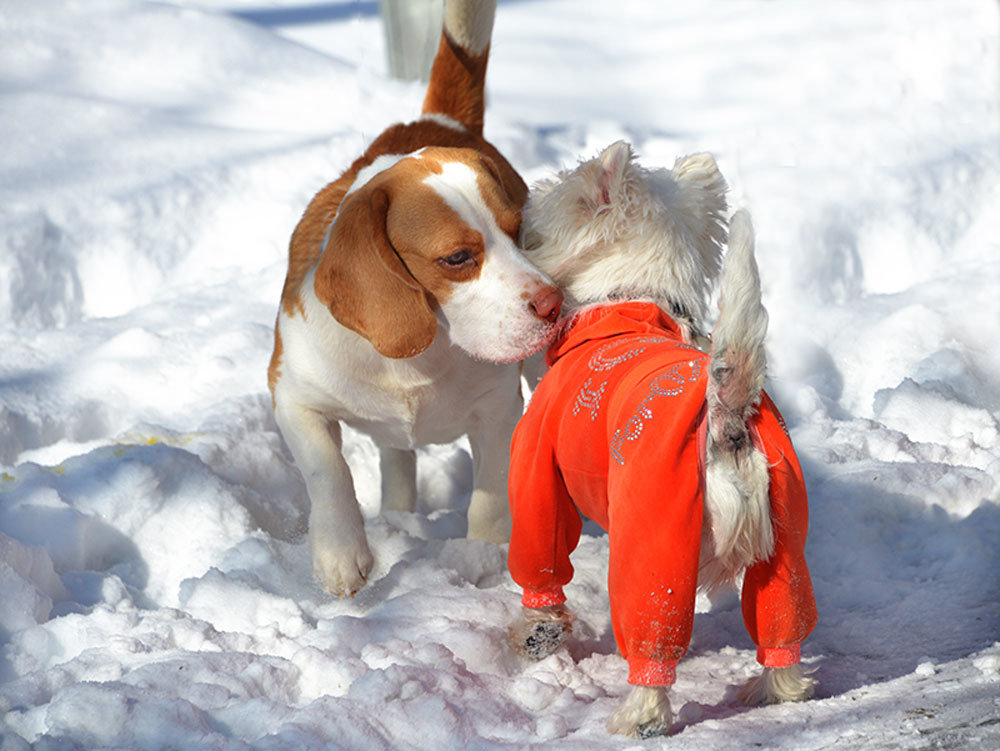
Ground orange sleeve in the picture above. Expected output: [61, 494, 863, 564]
[507, 409, 582, 607]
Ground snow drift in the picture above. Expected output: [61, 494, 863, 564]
[1, 0, 998, 748]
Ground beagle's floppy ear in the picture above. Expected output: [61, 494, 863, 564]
[315, 187, 437, 358]
[476, 153, 519, 207]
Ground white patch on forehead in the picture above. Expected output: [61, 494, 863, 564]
[422, 161, 483, 222]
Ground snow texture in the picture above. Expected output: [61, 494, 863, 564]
[2, 0, 999, 748]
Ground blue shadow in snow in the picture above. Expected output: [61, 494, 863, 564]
[230, 0, 541, 28]
[230, 1, 379, 27]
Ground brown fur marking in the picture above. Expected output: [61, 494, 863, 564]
[267, 322, 283, 405]
[422, 31, 489, 136]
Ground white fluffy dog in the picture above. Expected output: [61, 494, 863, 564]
[506, 141, 817, 738]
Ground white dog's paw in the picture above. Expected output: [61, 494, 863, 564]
[509, 605, 572, 660]
[606, 685, 674, 739]
[739, 665, 816, 706]
[311, 538, 375, 598]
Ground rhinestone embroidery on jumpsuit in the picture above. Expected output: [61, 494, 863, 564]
[571, 337, 670, 421]
[609, 359, 702, 466]
[571, 377, 608, 421]
[588, 336, 671, 371]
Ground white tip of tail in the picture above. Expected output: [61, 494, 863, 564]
[444, 0, 497, 54]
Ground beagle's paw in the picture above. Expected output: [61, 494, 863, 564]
[311, 537, 375, 598]
[606, 685, 674, 739]
[509, 604, 572, 660]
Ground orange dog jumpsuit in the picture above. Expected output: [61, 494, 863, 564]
[508, 302, 817, 686]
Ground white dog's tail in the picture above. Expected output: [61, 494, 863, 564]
[701, 209, 774, 590]
[708, 209, 768, 442]
[421, 0, 497, 136]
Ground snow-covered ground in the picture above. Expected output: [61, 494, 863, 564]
[2, 0, 998, 747]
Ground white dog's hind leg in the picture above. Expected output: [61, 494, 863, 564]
[606, 686, 674, 739]
[739, 664, 816, 706]
[509, 605, 572, 660]
[379, 447, 418, 512]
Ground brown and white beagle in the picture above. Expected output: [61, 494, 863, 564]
[268, 0, 561, 597]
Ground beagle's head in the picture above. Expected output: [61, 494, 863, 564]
[315, 147, 562, 361]
[521, 140, 728, 325]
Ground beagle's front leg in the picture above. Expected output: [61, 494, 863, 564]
[275, 400, 373, 597]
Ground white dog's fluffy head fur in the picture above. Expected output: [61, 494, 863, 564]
[522, 141, 728, 333]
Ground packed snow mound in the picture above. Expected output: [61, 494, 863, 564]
[1, 0, 999, 748]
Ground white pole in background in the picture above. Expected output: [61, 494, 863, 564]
[379, 0, 444, 82]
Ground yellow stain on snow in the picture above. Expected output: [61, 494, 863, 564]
[111, 432, 200, 457]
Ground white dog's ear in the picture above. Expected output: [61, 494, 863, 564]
[670, 153, 728, 280]
[595, 140, 634, 210]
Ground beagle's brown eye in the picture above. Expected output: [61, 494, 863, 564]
[438, 249, 475, 268]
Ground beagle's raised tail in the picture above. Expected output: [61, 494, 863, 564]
[422, 0, 497, 136]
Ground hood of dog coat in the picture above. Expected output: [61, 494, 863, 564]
[546, 302, 686, 367]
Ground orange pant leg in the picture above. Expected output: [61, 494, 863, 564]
[741, 393, 818, 664]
